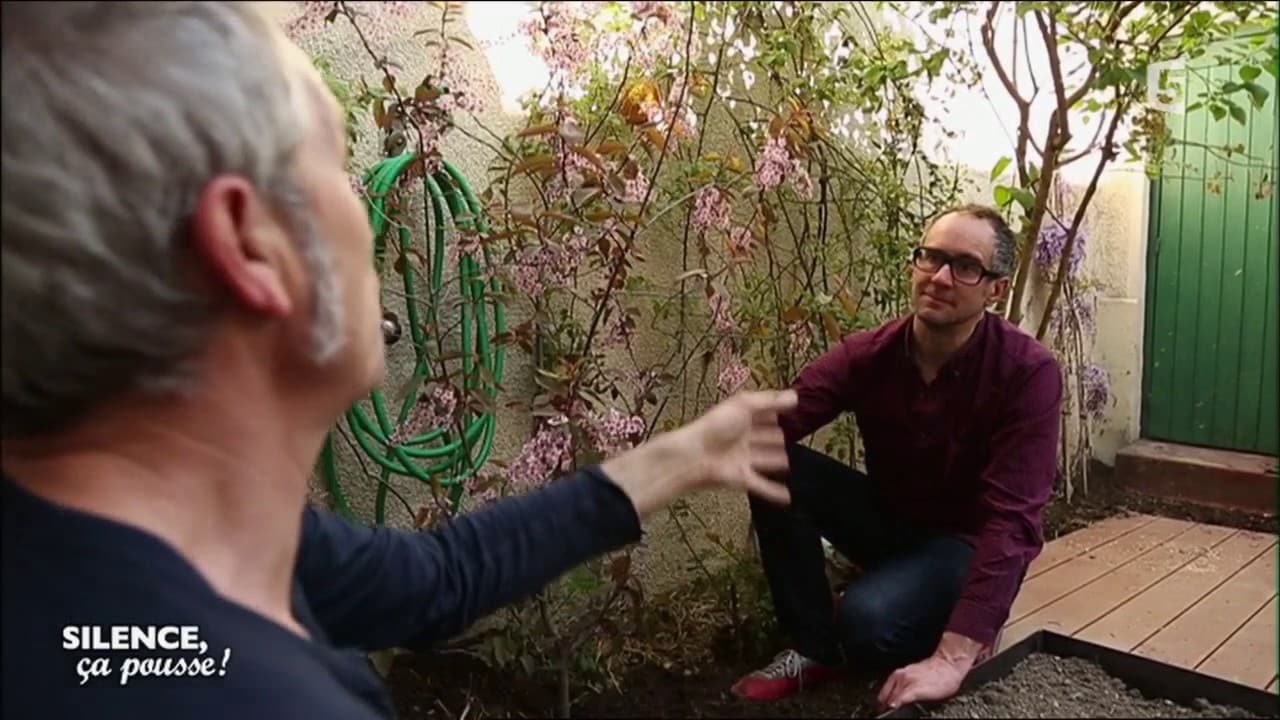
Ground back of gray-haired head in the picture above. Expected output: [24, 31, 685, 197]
[2, 2, 336, 439]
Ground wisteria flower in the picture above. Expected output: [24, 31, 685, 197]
[1080, 363, 1110, 421]
[1035, 220, 1088, 279]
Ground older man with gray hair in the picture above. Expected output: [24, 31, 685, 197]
[1, 3, 799, 718]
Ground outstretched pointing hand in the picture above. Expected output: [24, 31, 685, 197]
[600, 389, 798, 521]
[683, 389, 797, 506]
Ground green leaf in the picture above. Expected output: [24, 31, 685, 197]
[1210, 104, 1227, 121]
[1240, 65, 1262, 82]
[924, 48, 948, 76]
[1011, 188, 1036, 212]
[1228, 102, 1247, 125]
[1243, 81, 1270, 109]
[993, 185, 1012, 208]
[990, 156, 1012, 181]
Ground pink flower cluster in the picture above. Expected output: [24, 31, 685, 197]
[390, 383, 458, 445]
[754, 135, 814, 199]
[447, 229, 486, 272]
[465, 476, 504, 509]
[665, 77, 697, 140]
[602, 296, 635, 348]
[285, 1, 416, 51]
[547, 145, 596, 201]
[718, 353, 750, 395]
[505, 416, 572, 488]
[626, 2, 681, 70]
[787, 321, 812, 358]
[707, 288, 736, 333]
[582, 407, 647, 455]
[510, 226, 594, 297]
[623, 172, 651, 204]
[511, 245, 572, 297]
[754, 136, 791, 192]
[348, 173, 366, 197]
[728, 226, 755, 259]
[283, 1, 339, 43]
[406, 115, 446, 174]
[519, 2, 595, 86]
[438, 61, 486, 115]
[692, 186, 732, 233]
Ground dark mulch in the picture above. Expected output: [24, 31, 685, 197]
[1041, 463, 1277, 540]
[387, 611, 885, 719]
[386, 472, 1275, 719]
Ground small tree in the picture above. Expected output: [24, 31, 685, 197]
[903, 0, 1278, 498]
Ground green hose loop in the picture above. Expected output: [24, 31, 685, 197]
[320, 153, 506, 524]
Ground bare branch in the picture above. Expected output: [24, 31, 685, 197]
[981, 2, 1029, 111]
[1036, 92, 1131, 340]
[1059, 109, 1111, 167]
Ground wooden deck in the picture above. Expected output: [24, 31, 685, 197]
[998, 514, 1278, 693]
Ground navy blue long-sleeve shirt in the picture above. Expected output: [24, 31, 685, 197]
[1, 465, 643, 719]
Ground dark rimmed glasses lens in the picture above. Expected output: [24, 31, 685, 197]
[911, 247, 990, 285]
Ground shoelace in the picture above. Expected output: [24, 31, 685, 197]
[757, 649, 811, 679]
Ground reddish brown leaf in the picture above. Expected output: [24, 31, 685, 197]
[608, 555, 631, 584]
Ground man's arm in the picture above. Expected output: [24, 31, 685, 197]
[294, 390, 796, 653]
[877, 356, 1062, 711]
[944, 355, 1063, 656]
[296, 465, 642, 652]
[778, 335, 860, 444]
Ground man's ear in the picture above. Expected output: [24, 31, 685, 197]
[987, 276, 1011, 307]
[189, 176, 293, 318]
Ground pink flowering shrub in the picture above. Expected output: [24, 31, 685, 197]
[306, 1, 966, 694]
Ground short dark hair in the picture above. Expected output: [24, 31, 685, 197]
[923, 204, 1017, 277]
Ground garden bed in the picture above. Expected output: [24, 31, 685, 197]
[386, 481, 1275, 719]
[881, 631, 1276, 719]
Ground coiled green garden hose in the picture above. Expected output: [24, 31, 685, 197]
[318, 153, 506, 525]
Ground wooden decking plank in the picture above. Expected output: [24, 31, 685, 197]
[1075, 530, 1275, 653]
[1001, 524, 1236, 651]
[1132, 535, 1277, 669]
[1026, 514, 1157, 580]
[1196, 596, 1279, 690]
[1007, 517, 1194, 624]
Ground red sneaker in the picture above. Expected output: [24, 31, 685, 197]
[730, 649, 843, 701]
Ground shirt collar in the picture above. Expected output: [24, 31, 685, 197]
[903, 311, 990, 377]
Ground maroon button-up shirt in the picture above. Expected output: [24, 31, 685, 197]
[779, 311, 1063, 647]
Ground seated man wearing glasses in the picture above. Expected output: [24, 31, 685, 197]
[731, 204, 1063, 711]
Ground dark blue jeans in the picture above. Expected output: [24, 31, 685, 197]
[748, 444, 974, 671]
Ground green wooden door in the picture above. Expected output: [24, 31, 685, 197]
[1143, 57, 1279, 458]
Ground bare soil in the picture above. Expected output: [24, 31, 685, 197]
[923, 653, 1266, 719]
[386, 475, 1276, 719]
[1039, 463, 1277, 540]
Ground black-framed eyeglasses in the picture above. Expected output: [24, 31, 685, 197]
[910, 247, 1002, 286]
